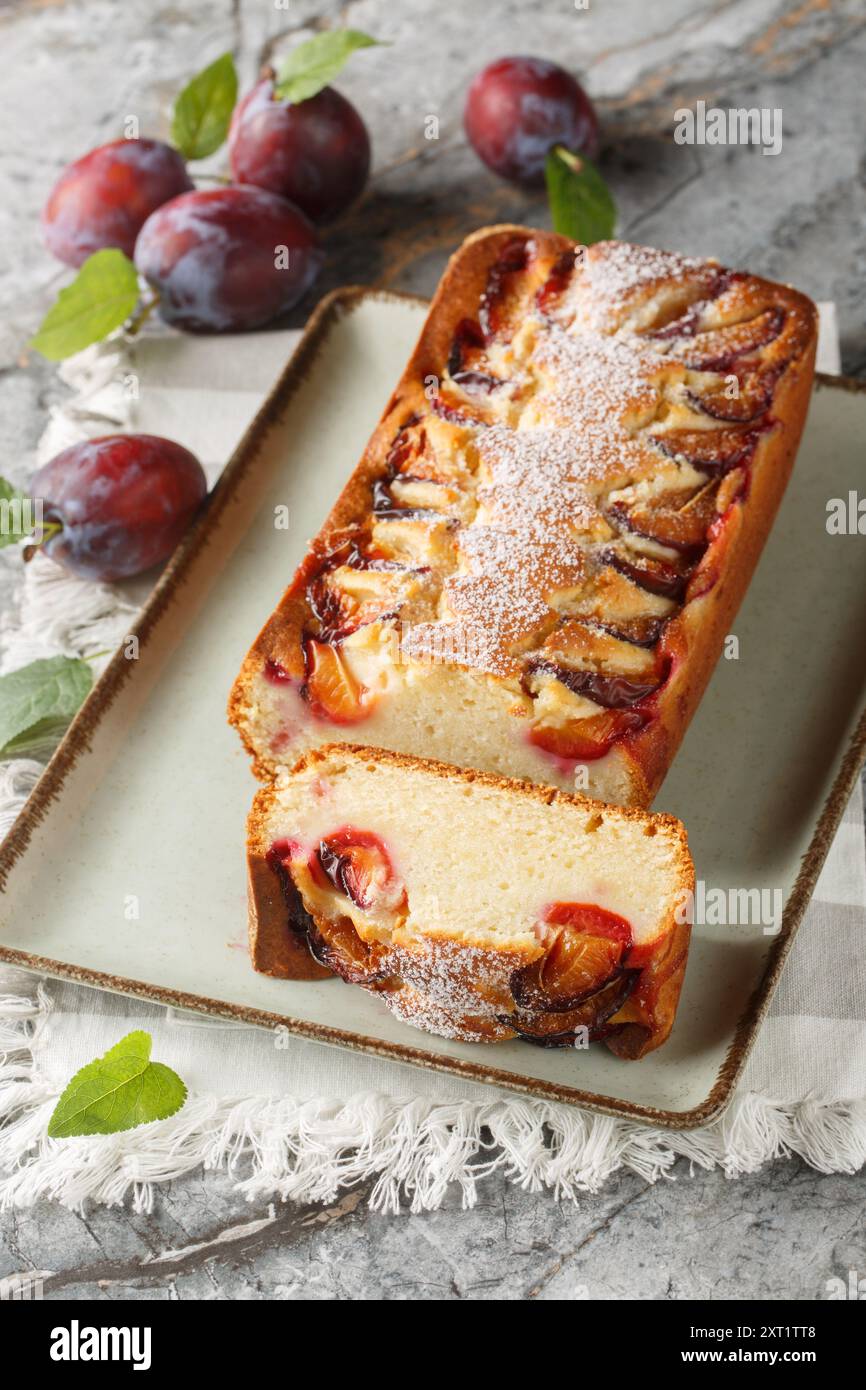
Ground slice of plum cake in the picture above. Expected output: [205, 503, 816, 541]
[248, 745, 695, 1059]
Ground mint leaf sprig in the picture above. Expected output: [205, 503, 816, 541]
[0, 655, 93, 759]
[47, 1031, 187, 1139]
[273, 29, 386, 104]
[171, 51, 239, 161]
[31, 249, 144, 362]
[545, 144, 616, 245]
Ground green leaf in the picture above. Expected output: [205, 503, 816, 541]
[544, 145, 616, 245]
[47, 1031, 187, 1139]
[0, 477, 35, 550]
[31, 249, 140, 362]
[0, 655, 92, 759]
[171, 51, 239, 160]
[273, 29, 385, 104]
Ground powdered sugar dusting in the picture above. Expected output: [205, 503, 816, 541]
[385, 985, 505, 1042]
[582, 242, 712, 326]
[403, 314, 674, 676]
[532, 325, 665, 448]
[382, 938, 526, 1042]
[356, 240, 792, 682]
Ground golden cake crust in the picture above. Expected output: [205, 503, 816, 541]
[229, 226, 817, 806]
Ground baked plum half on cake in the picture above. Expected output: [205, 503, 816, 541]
[247, 746, 694, 1058]
[230, 227, 817, 807]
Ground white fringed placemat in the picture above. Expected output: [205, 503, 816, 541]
[2, 306, 865, 1215]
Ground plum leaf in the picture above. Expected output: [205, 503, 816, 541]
[0, 655, 93, 759]
[273, 30, 385, 105]
[47, 1031, 187, 1138]
[31, 249, 140, 361]
[545, 145, 616, 245]
[172, 51, 239, 160]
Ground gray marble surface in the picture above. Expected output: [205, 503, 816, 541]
[0, 0, 864, 1301]
[4, 1162, 866, 1300]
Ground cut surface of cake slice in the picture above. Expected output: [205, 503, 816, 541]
[248, 745, 695, 1059]
[230, 227, 817, 807]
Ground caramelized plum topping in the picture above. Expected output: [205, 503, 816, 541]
[301, 639, 374, 724]
[306, 574, 359, 642]
[603, 548, 691, 600]
[266, 840, 318, 939]
[536, 249, 577, 317]
[316, 828, 406, 914]
[302, 528, 408, 640]
[307, 916, 393, 987]
[451, 369, 506, 396]
[650, 428, 760, 477]
[430, 393, 487, 427]
[544, 902, 633, 944]
[527, 657, 660, 710]
[647, 304, 703, 341]
[503, 971, 638, 1047]
[608, 485, 719, 554]
[318, 534, 404, 574]
[684, 307, 784, 372]
[447, 317, 486, 376]
[529, 707, 650, 762]
[372, 473, 446, 522]
[512, 902, 632, 1012]
[645, 270, 740, 341]
[478, 236, 530, 337]
[385, 422, 420, 473]
[591, 615, 668, 649]
[370, 477, 394, 513]
[688, 368, 779, 424]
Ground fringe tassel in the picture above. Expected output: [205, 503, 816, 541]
[0, 762, 48, 839]
[0, 551, 139, 677]
[1, 986, 864, 1215]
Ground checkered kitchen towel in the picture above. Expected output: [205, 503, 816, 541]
[1, 311, 864, 1214]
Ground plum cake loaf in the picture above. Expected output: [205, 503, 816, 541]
[250, 746, 694, 1058]
[230, 227, 817, 805]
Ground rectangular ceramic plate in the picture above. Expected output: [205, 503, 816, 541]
[1, 289, 864, 1128]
